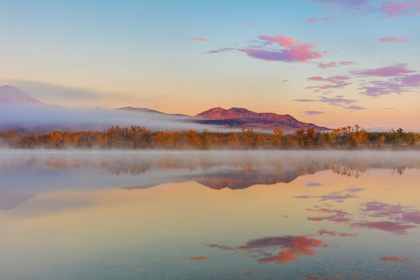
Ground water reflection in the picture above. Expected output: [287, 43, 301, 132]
[1, 150, 420, 279]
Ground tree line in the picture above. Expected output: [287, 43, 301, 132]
[0, 125, 419, 149]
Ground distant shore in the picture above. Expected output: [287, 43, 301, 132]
[1, 125, 419, 150]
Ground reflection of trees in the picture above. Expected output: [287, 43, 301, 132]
[329, 164, 367, 178]
[3, 153, 420, 180]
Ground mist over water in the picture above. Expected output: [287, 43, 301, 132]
[1, 150, 420, 279]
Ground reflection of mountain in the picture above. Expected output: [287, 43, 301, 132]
[193, 169, 316, 190]
[0, 193, 36, 210]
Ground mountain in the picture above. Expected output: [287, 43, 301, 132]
[116, 106, 188, 118]
[194, 107, 329, 131]
[0, 85, 41, 104]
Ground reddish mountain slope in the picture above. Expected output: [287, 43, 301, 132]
[194, 107, 329, 131]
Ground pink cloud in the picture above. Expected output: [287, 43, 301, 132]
[359, 81, 404, 97]
[352, 64, 416, 77]
[402, 212, 420, 224]
[310, 0, 371, 11]
[339, 233, 357, 237]
[380, 255, 409, 262]
[241, 43, 324, 62]
[308, 76, 325, 81]
[239, 235, 326, 265]
[379, 36, 410, 43]
[401, 74, 420, 86]
[296, 192, 358, 201]
[352, 221, 417, 234]
[306, 75, 352, 91]
[360, 201, 407, 217]
[294, 95, 363, 110]
[240, 35, 325, 63]
[360, 201, 420, 225]
[318, 229, 337, 236]
[317, 229, 357, 237]
[380, 1, 420, 17]
[317, 61, 357, 69]
[307, 207, 351, 223]
[359, 73, 420, 97]
[305, 17, 337, 24]
[317, 62, 337, 69]
[339, 61, 357, 66]
[191, 37, 209, 41]
[258, 34, 295, 47]
[190, 256, 208, 261]
[308, 75, 350, 84]
[207, 244, 234, 250]
[209, 34, 325, 63]
[308, 213, 351, 223]
[209, 234, 328, 265]
[311, 0, 420, 18]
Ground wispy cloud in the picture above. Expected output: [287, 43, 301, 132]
[296, 188, 363, 202]
[191, 37, 209, 41]
[359, 80, 404, 97]
[239, 235, 327, 265]
[352, 221, 416, 234]
[309, 0, 371, 11]
[358, 73, 420, 97]
[379, 36, 410, 43]
[380, 1, 420, 18]
[306, 75, 352, 91]
[208, 234, 328, 265]
[344, 105, 366, 110]
[305, 111, 325, 116]
[380, 255, 409, 262]
[317, 61, 357, 69]
[306, 182, 323, 186]
[189, 256, 208, 261]
[206, 48, 236, 54]
[240, 42, 325, 63]
[306, 208, 351, 223]
[305, 17, 337, 24]
[310, 0, 420, 18]
[352, 64, 416, 77]
[401, 74, 420, 86]
[360, 201, 420, 225]
[208, 34, 326, 63]
[295, 95, 364, 110]
[308, 75, 350, 84]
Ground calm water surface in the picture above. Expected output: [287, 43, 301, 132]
[1, 150, 420, 280]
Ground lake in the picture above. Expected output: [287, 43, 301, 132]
[1, 150, 420, 280]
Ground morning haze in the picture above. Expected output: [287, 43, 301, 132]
[1, 1, 420, 279]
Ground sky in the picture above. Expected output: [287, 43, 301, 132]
[0, 0, 419, 130]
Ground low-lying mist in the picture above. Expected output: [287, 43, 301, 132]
[0, 104, 217, 133]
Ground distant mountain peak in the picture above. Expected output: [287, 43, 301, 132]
[0, 85, 41, 104]
[195, 107, 296, 120]
[194, 107, 329, 131]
